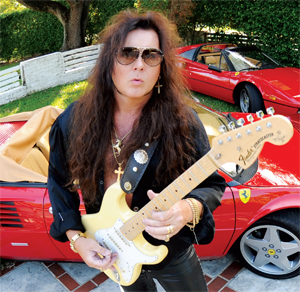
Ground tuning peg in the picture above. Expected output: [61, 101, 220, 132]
[256, 110, 264, 119]
[218, 125, 226, 133]
[267, 107, 275, 115]
[247, 114, 254, 123]
[228, 121, 236, 130]
[237, 118, 245, 127]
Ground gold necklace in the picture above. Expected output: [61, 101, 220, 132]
[111, 126, 132, 181]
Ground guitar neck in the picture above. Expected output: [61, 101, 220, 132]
[120, 150, 218, 241]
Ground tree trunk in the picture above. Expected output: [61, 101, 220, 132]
[17, 0, 91, 51]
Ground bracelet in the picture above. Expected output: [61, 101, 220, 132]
[70, 232, 86, 253]
[184, 198, 203, 231]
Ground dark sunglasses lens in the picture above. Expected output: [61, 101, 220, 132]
[142, 49, 163, 66]
[117, 48, 139, 65]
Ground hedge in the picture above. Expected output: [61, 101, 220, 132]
[0, 1, 134, 62]
[190, 0, 300, 68]
[0, 10, 63, 62]
[1, 0, 299, 68]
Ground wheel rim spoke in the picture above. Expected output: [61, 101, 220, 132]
[241, 224, 300, 276]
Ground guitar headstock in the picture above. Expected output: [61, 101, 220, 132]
[211, 109, 294, 169]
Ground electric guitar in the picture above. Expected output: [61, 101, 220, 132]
[81, 110, 293, 286]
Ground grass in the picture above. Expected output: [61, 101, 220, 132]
[0, 81, 240, 118]
[0, 81, 88, 118]
[0, 62, 21, 71]
[193, 92, 240, 113]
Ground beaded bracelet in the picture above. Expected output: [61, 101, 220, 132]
[184, 198, 203, 231]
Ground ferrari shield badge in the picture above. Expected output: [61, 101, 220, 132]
[239, 189, 251, 204]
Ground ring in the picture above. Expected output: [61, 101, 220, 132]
[167, 225, 174, 234]
[167, 226, 171, 234]
[170, 225, 174, 234]
[165, 234, 170, 242]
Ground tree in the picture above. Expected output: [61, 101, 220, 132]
[135, 0, 195, 45]
[16, 0, 91, 51]
[0, 0, 25, 14]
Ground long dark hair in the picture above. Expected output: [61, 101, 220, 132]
[68, 10, 199, 206]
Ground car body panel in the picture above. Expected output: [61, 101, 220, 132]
[0, 105, 299, 275]
[178, 43, 300, 122]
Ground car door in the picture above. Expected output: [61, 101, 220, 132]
[0, 183, 66, 261]
[194, 171, 236, 258]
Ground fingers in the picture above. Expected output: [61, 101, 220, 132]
[143, 194, 190, 241]
[75, 237, 118, 271]
[144, 223, 176, 241]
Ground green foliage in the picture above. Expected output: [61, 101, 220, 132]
[85, 0, 135, 45]
[229, 0, 300, 68]
[0, 9, 63, 62]
[1, 0, 299, 68]
[1, 1, 135, 61]
[188, 0, 300, 68]
[0, 0, 25, 14]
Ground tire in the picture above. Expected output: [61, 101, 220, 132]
[239, 84, 264, 113]
[236, 209, 300, 279]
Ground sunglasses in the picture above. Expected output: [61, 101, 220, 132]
[116, 47, 164, 67]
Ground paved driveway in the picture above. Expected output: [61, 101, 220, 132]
[1, 253, 299, 292]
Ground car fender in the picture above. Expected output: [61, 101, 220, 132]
[233, 75, 299, 108]
[222, 188, 299, 255]
[246, 191, 300, 226]
[232, 79, 264, 105]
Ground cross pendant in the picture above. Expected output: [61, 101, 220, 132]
[114, 165, 124, 182]
[155, 83, 162, 94]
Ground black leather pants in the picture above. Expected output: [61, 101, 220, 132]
[121, 245, 208, 292]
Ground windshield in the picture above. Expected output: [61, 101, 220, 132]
[226, 47, 282, 72]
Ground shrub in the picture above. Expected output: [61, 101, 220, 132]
[0, 10, 63, 62]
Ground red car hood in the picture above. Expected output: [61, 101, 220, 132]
[230, 112, 300, 187]
[248, 67, 300, 102]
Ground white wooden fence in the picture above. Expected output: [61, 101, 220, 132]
[0, 65, 23, 93]
[0, 44, 102, 106]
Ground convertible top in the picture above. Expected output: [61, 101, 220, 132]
[0, 106, 63, 183]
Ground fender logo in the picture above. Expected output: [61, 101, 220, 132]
[239, 148, 255, 166]
[239, 133, 274, 166]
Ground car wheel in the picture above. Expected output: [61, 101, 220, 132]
[237, 210, 300, 279]
[239, 84, 264, 113]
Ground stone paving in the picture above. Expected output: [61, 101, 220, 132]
[1, 253, 299, 292]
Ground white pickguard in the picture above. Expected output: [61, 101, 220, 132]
[95, 218, 158, 284]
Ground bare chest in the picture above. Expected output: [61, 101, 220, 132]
[104, 147, 133, 207]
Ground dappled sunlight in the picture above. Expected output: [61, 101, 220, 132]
[0, 107, 20, 118]
[51, 81, 88, 110]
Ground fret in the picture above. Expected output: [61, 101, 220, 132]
[158, 192, 174, 209]
[121, 151, 219, 241]
[175, 176, 193, 193]
[187, 169, 200, 184]
[156, 195, 169, 210]
[196, 161, 209, 176]
[150, 200, 162, 212]
[161, 189, 180, 205]
[166, 185, 181, 201]
[207, 151, 222, 169]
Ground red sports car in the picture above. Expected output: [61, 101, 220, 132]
[177, 43, 300, 126]
[0, 103, 299, 280]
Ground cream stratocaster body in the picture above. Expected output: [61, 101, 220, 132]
[82, 112, 294, 286]
[81, 182, 168, 286]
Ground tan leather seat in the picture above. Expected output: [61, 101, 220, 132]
[20, 147, 48, 177]
[205, 56, 220, 67]
[36, 128, 50, 161]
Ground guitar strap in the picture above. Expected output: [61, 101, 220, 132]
[120, 138, 159, 194]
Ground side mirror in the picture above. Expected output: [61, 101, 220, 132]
[208, 65, 222, 73]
